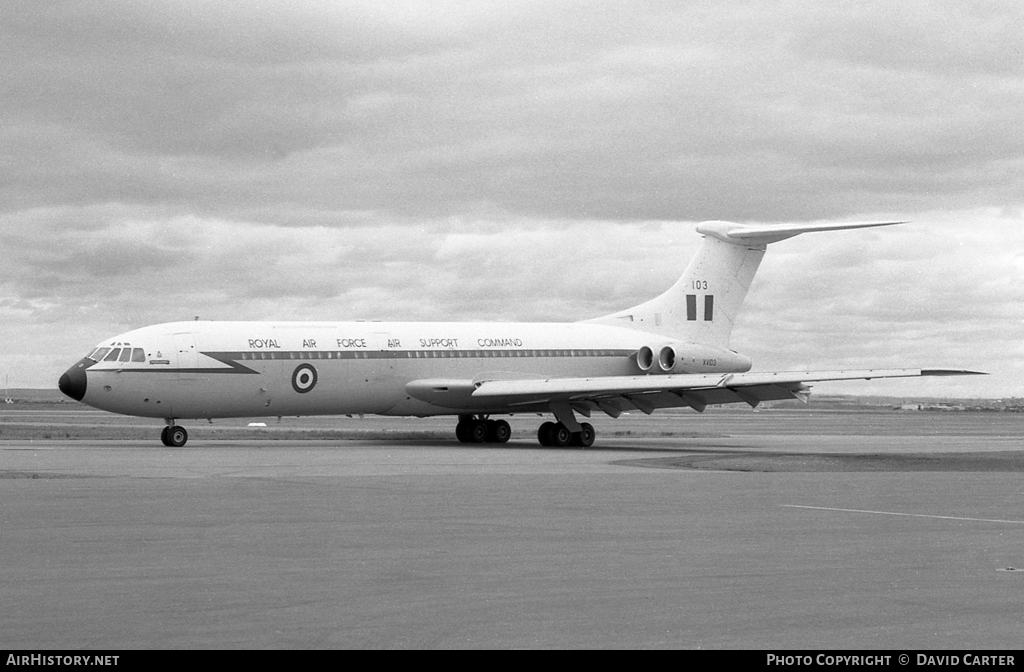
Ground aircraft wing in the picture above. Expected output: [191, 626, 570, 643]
[467, 369, 985, 416]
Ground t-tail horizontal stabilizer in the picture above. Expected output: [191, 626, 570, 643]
[696, 220, 907, 246]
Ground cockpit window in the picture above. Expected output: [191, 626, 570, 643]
[90, 346, 145, 364]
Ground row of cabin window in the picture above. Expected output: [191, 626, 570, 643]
[239, 349, 628, 361]
[402, 349, 627, 359]
[89, 347, 147, 363]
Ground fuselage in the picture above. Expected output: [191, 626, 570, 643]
[59, 320, 752, 420]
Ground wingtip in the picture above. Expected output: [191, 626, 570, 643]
[920, 369, 989, 376]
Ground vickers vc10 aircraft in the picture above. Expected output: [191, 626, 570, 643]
[59, 221, 980, 447]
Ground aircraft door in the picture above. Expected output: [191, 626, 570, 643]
[173, 332, 198, 369]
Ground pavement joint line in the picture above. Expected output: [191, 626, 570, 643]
[781, 504, 1024, 525]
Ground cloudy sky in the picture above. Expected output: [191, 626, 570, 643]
[2, 0, 1021, 397]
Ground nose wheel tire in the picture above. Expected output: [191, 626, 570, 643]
[161, 425, 188, 447]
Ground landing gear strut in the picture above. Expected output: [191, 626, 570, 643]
[537, 421, 595, 448]
[161, 422, 188, 447]
[455, 416, 511, 444]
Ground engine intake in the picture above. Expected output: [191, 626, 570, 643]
[636, 346, 655, 371]
[636, 342, 752, 374]
[658, 346, 676, 372]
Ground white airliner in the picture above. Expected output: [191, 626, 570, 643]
[58, 221, 981, 447]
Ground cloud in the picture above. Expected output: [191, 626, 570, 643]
[4, 1, 1023, 223]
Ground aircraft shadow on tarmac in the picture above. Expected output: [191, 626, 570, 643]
[389, 438, 1024, 473]
[611, 448, 1024, 472]
[410, 436, 741, 453]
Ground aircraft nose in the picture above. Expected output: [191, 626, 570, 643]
[58, 360, 89, 401]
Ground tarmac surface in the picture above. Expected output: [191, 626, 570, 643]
[1, 407, 1023, 649]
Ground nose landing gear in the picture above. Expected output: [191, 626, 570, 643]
[160, 422, 188, 447]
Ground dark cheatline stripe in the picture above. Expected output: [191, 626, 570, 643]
[704, 294, 714, 321]
[686, 294, 697, 321]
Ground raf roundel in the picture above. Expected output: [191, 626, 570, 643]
[291, 363, 318, 394]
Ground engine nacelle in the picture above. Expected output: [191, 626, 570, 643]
[637, 342, 752, 374]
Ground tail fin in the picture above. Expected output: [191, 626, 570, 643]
[587, 220, 903, 346]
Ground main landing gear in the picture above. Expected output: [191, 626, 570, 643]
[455, 415, 511, 444]
[454, 416, 596, 448]
[537, 421, 595, 448]
[160, 422, 188, 447]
